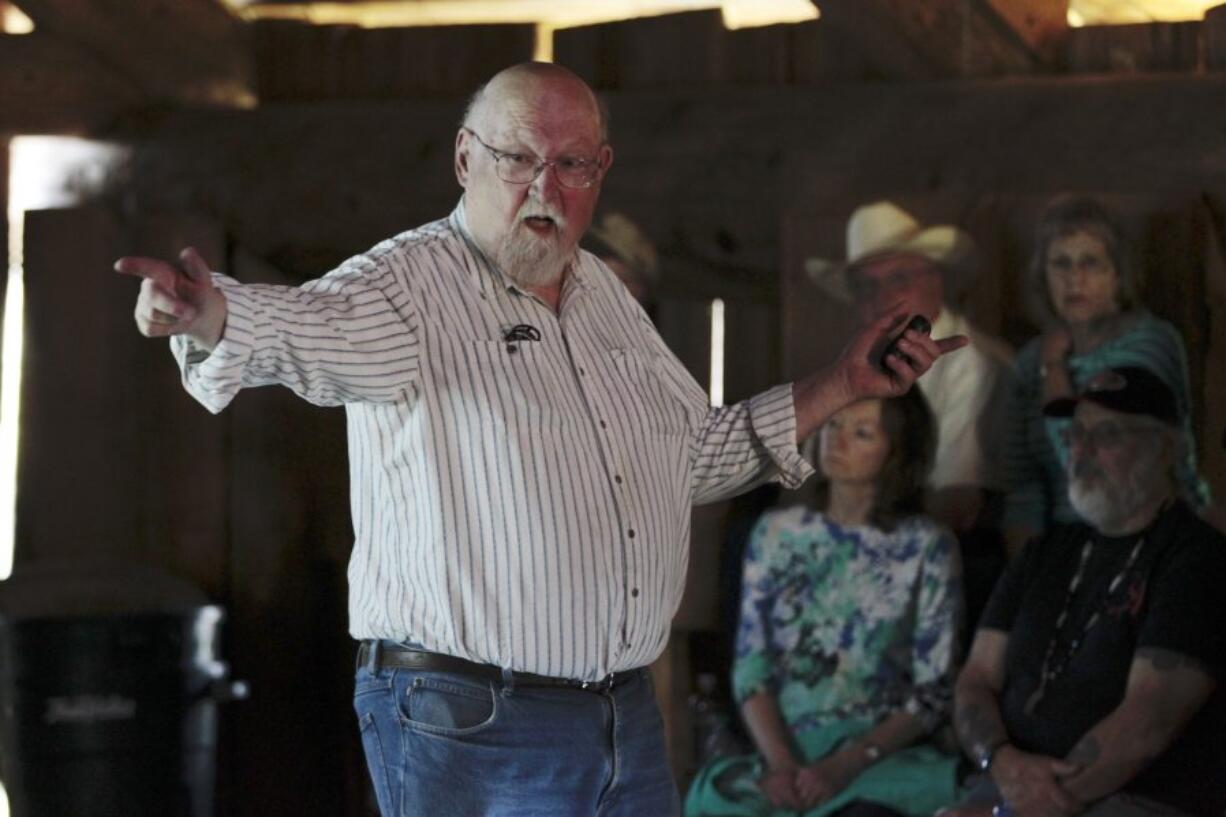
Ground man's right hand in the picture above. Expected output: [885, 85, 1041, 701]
[114, 246, 227, 351]
[992, 745, 1082, 817]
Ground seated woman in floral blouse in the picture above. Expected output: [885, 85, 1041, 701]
[686, 389, 963, 817]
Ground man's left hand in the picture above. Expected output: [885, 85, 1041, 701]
[792, 306, 968, 443]
[838, 308, 968, 401]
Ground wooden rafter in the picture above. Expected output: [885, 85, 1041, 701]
[986, 0, 1069, 64]
[14, 0, 255, 107]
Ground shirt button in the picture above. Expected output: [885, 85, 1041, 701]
[631, 588, 639, 598]
[505, 343, 518, 354]
[579, 367, 587, 376]
[614, 475, 623, 484]
[599, 420, 607, 429]
[627, 529, 636, 539]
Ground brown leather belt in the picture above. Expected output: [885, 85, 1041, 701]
[356, 641, 643, 693]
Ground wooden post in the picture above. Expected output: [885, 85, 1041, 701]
[1206, 3, 1226, 72]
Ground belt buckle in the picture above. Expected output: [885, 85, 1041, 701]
[582, 673, 615, 692]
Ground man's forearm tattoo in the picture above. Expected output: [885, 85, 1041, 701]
[1066, 735, 1101, 768]
[1135, 647, 1209, 674]
[955, 701, 1006, 752]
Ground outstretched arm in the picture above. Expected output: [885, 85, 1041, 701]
[793, 307, 968, 444]
[115, 247, 228, 350]
[115, 245, 421, 411]
[1058, 647, 1215, 803]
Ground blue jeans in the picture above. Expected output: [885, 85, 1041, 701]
[352, 655, 680, 816]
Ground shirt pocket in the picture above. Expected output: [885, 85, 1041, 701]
[609, 348, 694, 438]
[435, 338, 576, 433]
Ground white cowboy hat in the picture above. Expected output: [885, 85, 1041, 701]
[805, 201, 977, 302]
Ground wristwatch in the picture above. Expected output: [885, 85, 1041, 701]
[974, 740, 1006, 772]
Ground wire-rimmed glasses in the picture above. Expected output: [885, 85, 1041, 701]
[463, 127, 604, 190]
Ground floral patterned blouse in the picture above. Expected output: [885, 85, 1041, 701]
[733, 507, 962, 736]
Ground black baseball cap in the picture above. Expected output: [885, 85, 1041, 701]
[1045, 366, 1179, 426]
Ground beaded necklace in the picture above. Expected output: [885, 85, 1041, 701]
[1022, 533, 1146, 716]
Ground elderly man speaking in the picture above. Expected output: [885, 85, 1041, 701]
[114, 62, 965, 816]
[952, 366, 1226, 817]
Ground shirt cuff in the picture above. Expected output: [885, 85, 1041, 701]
[748, 383, 815, 490]
[170, 276, 257, 414]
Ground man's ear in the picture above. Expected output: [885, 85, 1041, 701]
[599, 143, 614, 178]
[455, 129, 470, 188]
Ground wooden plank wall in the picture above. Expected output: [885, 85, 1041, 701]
[18, 211, 371, 815]
[252, 20, 535, 101]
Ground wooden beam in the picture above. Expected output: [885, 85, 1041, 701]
[0, 33, 142, 133]
[817, 0, 1044, 78]
[985, 0, 1069, 64]
[14, 0, 254, 107]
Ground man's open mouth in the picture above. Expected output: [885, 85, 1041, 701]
[523, 215, 556, 230]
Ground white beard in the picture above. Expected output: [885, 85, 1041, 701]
[494, 202, 575, 289]
[1068, 478, 1125, 531]
[1068, 444, 1166, 531]
[495, 228, 573, 289]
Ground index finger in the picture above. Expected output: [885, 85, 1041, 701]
[934, 334, 969, 355]
[114, 256, 179, 288]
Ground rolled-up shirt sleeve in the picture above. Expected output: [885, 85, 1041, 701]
[687, 384, 815, 505]
[171, 254, 420, 413]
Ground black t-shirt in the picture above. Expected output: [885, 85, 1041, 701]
[979, 500, 1226, 816]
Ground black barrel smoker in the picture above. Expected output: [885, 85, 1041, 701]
[0, 561, 247, 817]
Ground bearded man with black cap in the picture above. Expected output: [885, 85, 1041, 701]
[949, 366, 1226, 817]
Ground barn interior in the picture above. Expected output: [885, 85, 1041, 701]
[1, 0, 1225, 814]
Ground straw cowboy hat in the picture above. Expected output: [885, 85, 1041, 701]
[805, 201, 978, 302]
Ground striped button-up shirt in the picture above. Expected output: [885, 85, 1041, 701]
[173, 201, 813, 680]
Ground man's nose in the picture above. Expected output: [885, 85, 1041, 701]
[529, 163, 562, 198]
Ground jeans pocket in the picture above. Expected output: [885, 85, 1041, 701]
[401, 675, 498, 736]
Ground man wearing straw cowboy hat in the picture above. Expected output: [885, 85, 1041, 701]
[808, 201, 1014, 623]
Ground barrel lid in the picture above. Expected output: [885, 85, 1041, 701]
[0, 560, 209, 618]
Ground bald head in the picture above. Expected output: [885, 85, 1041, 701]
[454, 62, 615, 293]
[463, 62, 607, 144]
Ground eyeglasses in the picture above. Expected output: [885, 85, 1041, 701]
[463, 127, 604, 190]
[1064, 420, 1163, 450]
